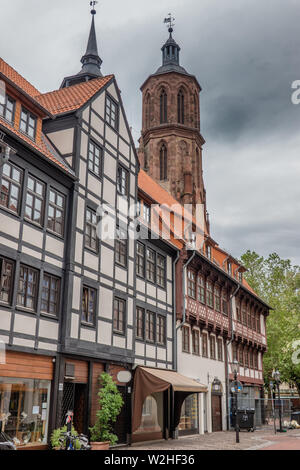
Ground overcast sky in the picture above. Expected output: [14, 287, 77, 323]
[2, 0, 300, 265]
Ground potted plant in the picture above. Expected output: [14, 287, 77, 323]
[50, 425, 81, 450]
[89, 372, 124, 450]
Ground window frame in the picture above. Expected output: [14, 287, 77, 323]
[187, 270, 196, 299]
[105, 94, 119, 130]
[136, 307, 145, 340]
[47, 188, 65, 237]
[88, 140, 103, 178]
[210, 335, 216, 360]
[85, 207, 98, 252]
[19, 107, 37, 140]
[197, 275, 205, 304]
[156, 315, 166, 346]
[222, 289, 228, 316]
[214, 285, 221, 312]
[0, 162, 23, 215]
[146, 247, 156, 283]
[217, 338, 223, 361]
[145, 310, 155, 343]
[0, 256, 14, 305]
[115, 225, 128, 268]
[156, 253, 166, 289]
[0, 94, 15, 123]
[182, 325, 190, 353]
[136, 241, 145, 278]
[160, 88, 167, 124]
[81, 285, 97, 326]
[192, 329, 200, 355]
[113, 297, 126, 334]
[202, 332, 208, 357]
[206, 280, 214, 309]
[159, 144, 168, 181]
[24, 174, 45, 226]
[41, 273, 61, 317]
[117, 165, 129, 196]
[17, 264, 39, 312]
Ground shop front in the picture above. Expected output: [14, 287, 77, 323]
[0, 351, 54, 449]
[132, 366, 207, 443]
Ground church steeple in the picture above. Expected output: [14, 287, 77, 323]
[60, 2, 103, 89]
[155, 15, 188, 76]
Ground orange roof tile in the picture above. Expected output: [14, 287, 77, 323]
[0, 117, 74, 176]
[35, 75, 114, 115]
[0, 58, 41, 98]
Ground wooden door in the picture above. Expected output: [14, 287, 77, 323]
[211, 395, 222, 432]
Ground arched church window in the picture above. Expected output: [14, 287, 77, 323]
[159, 144, 167, 181]
[160, 89, 167, 124]
[177, 89, 185, 124]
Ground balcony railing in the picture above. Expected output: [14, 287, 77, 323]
[186, 296, 230, 333]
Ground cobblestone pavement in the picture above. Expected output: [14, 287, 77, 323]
[124, 427, 300, 451]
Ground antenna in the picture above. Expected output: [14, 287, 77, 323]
[90, 1, 98, 15]
[163, 13, 175, 34]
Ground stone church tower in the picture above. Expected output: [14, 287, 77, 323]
[138, 23, 209, 233]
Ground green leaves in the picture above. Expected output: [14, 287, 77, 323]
[89, 372, 124, 445]
[240, 250, 300, 393]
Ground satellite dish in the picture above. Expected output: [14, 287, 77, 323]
[117, 370, 132, 384]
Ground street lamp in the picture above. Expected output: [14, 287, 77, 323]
[232, 359, 240, 443]
[272, 369, 283, 433]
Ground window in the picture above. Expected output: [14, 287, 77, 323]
[85, 208, 97, 251]
[232, 343, 238, 362]
[227, 261, 232, 276]
[105, 95, 118, 129]
[182, 326, 190, 352]
[247, 306, 252, 328]
[236, 306, 241, 323]
[206, 244, 212, 260]
[156, 254, 166, 288]
[0, 95, 15, 122]
[177, 89, 185, 124]
[0, 257, 14, 304]
[47, 189, 65, 236]
[82, 286, 96, 324]
[197, 275, 205, 304]
[188, 270, 196, 299]
[41, 274, 60, 316]
[249, 350, 253, 369]
[244, 349, 249, 368]
[202, 333, 208, 357]
[214, 286, 221, 312]
[254, 352, 258, 370]
[136, 307, 144, 340]
[117, 165, 128, 196]
[238, 272, 243, 283]
[206, 281, 213, 308]
[222, 290, 228, 316]
[242, 304, 247, 326]
[136, 242, 145, 277]
[113, 297, 125, 333]
[239, 346, 244, 366]
[88, 141, 102, 177]
[159, 144, 167, 181]
[210, 336, 216, 359]
[0, 162, 22, 214]
[17, 265, 38, 310]
[19, 108, 36, 139]
[192, 329, 200, 355]
[256, 314, 261, 333]
[160, 88, 167, 124]
[0, 378, 51, 447]
[217, 338, 223, 361]
[143, 203, 151, 224]
[145, 311, 155, 342]
[157, 315, 166, 345]
[115, 226, 127, 267]
[25, 175, 45, 225]
[251, 314, 256, 331]
[146, 248, 155, 282]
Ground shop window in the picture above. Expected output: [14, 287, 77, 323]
[0, 257, 14, 304]
[0, 378, 51, 447]
[179, 394, 198, 434]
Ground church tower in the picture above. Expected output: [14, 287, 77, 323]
[138, 17, 209, 232]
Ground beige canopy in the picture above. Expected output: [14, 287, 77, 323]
[132, 366, 207, 432]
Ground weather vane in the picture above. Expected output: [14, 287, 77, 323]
[90, 1, 98, 15]
[164, 13, 175, 33]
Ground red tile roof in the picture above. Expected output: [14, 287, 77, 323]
[35, 75, 114, 115]
[0, 116, 74, 176]
[0, 58, 41, 98]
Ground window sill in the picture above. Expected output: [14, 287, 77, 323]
[115, 261, 127, 270]
[81, 321, 96, 329]
[24, 218, 44, 231]
[0, 205, 20, 219]
[84, 245, 99, 256]
[88, 169, 103, 181]
[0, 301, 12, 309]
[46, 228, 64, 241]
[40, 312, 58, 321]
[15, 306, 36, 314]
[113, 330, 126, 337]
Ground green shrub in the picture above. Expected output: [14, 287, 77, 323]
[50, 425, 81, 450]
[89, 372, 124, 446]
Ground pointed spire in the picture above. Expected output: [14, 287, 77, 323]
[154, 15, 187, 76]
[79, 7, 102, 77]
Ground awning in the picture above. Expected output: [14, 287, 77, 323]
[132, 366, 207, 432]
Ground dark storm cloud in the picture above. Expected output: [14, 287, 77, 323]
[1, 0, 300, 264]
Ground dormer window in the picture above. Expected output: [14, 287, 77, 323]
[19, 107, 37, 139]
[227, 261, 232, 276]
[238, 271, 243, 283]
[206, 244, 212, 260]
[0, 95, 15, 123]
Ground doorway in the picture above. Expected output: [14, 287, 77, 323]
[114, 386, 129, 444]
[211, 394, 222, 432]
[61, 382, 87, 433]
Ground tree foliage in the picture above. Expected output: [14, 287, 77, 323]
[240, 251, 300, 394]
[89, 372, 124, 446]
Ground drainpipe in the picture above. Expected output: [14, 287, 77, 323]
[172, 251, 180, 371]
[226, 282, 240, 430]
[177, 250, 196, 332]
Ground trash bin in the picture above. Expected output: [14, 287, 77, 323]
[237, 409, 255, 432]
[291, 411, 300, 425]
